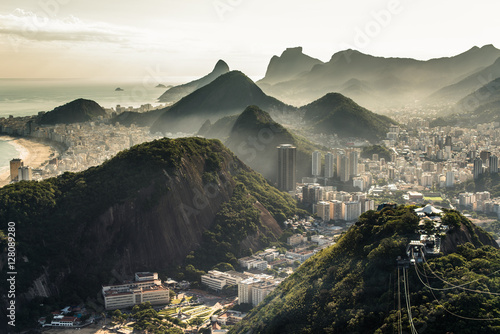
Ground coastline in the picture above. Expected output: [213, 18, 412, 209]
[0, 135, 59, 188]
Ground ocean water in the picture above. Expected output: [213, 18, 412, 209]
[0, 138, 19, 175]
[0, 78, 187, 118]
[0, 77, 189, 173]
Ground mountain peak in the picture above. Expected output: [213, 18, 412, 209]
[235, 105, 275, 126]
[462, 44, 500, 55]
[300, 92, 396, 141]
[158, 59, 230, 103]
[281, 46, 303, 56]
[259, 47, 323, 85]
[213, 59, 229, 72]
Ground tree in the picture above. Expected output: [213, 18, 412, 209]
[190, 316, 205, 328]
[169, 289, 176, 301]
[213, 262, 235, 272]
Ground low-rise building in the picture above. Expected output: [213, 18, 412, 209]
[102, 272, 169, 310]
[201, 270, 247, 291]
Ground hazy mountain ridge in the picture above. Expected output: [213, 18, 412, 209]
[38, 98, 106, 124]
[158, 59, 230, 103]
[231, 206, 500, 334]
[300, 92, 397, 141]
[258, 47, 324, 85]
[196, 115, 239, 141]
[431, 77, 500, 127]
[199, 105, 322, 183]
[151, 71, 295, 134]
[256, 45, 500, 109]
[430, 57, 500, 104]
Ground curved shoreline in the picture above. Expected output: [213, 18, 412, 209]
[0, 135, 60, 187]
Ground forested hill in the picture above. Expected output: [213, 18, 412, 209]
[0, 137, 304, 329]
[231, 206, 500, 334]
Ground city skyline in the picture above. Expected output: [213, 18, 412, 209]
[1, 0, 500, 79]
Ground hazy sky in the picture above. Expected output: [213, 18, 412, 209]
[1, 0, 500, 80]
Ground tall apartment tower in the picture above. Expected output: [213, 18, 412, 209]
[339, 155, 350, 182]
[312, 151, 321, 177]
[324, 152, 335, 178]
[473, 157, 483, 180]
[10, 158, 23, 182]
[446, 171, 455, 188]
[277, 144, 297, 192]
[349, 150, 359, 177]
[490, 155, 499, 174]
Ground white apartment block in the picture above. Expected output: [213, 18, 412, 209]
[238, 275, 280, 306]
[238, 257, 268, 270]
[201, 270, 247, 291]
[102, 272, 169, 310]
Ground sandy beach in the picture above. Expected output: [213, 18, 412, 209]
[0, 135, 58, 187]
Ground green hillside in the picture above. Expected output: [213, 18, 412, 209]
[231, 205, 500, 334]
[301, 93, 396, 142]
[39, 98, 106, 124]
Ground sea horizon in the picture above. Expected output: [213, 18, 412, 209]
[0, 77, 197, 118]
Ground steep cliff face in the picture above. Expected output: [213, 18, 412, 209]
[81, 155, 239, 275]
[441, 221, 499, 254]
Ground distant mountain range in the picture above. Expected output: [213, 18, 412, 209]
[433, 77, 500, 127]
[38, 98, 106, 124]
[198, 102, 393, 182]
[256, 45, 500, 110]
[158, 59, 229, 103]
[430, 57, 500, 104]
[150, 71, 294, 134]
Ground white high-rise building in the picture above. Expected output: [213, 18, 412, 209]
[349, 151, 359, 178]
[344, 201, 362, 221]
[325, 153, 335, 178]
[339, 155, 350, 182]
[312, 151, 321, 177]
[490, 155, 499, 173]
